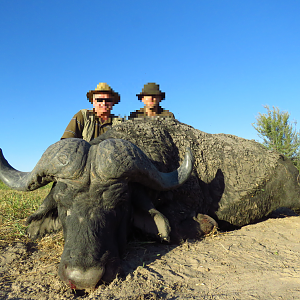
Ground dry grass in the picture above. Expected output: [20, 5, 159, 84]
[0, 181, 52, 247]
[37, 231, 64, 263]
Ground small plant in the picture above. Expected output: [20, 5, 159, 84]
[253, 105, 300, 170]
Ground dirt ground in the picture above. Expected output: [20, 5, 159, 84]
[1, 214, 300, 300]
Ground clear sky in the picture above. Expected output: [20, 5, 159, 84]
[1, 0, 299, 171]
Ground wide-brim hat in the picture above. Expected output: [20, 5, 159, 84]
[136, 82, 165, 100]
[86, 82, 120, 104]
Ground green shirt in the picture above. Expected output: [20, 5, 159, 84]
[128, 106, 175, 120]
[61, 110, 116, 141]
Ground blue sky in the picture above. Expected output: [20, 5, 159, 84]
[0, 0, 299, 171]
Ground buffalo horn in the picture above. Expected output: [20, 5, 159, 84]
[95, 139, 194, 191]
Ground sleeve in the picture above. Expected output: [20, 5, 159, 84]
[162, 109, 175, 119]
[128, 112, 137, 120]
[128, 109, 143, 120]
[170, 112, 175, 119]
[60, 111, 84, 139]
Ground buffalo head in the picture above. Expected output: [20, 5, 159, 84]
[0, 138, 193, 289]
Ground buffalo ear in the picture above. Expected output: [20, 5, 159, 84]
[27, 213, 62, 240]
[26, 182, 62, 239]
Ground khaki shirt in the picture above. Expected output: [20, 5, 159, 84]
[128, 106, 175, 120]
[61, 110, 117, 141]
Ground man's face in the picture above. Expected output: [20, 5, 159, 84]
[93, 93, 114, 117]
[141, 95, 162, 109]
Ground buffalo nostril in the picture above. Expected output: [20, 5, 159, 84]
[59, 264, 105, 290]
[69, 280, 77, 290]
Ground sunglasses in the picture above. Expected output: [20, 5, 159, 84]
[94, 98, 114, 103]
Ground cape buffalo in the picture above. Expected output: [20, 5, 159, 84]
[0, 136, 214, 290]
[1, 118, 300, 290]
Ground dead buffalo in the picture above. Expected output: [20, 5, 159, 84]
[0, 137, 211, 290]
[1, 117, 300, 290]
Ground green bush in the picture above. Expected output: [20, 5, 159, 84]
[253, 105, 300, 170]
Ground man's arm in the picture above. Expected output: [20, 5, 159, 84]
[60, 110, 84, 139]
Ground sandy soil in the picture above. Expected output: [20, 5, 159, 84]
[1, 215, 300, 300]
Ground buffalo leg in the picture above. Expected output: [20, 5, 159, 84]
[131, 183, 171, 242]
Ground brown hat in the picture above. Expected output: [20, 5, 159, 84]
[86, 82, 120, 104]
[136, 82, 165, 100]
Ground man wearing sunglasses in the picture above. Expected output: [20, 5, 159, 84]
[61, 83, 121, 142]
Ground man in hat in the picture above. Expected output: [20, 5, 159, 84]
[129, 82, 175, 119]
[61, 83, 122, 142]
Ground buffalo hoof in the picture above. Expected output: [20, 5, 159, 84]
[194, 214, 218, 235]
[176, 213, 218, 241]
[150, 209, 171, 243]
